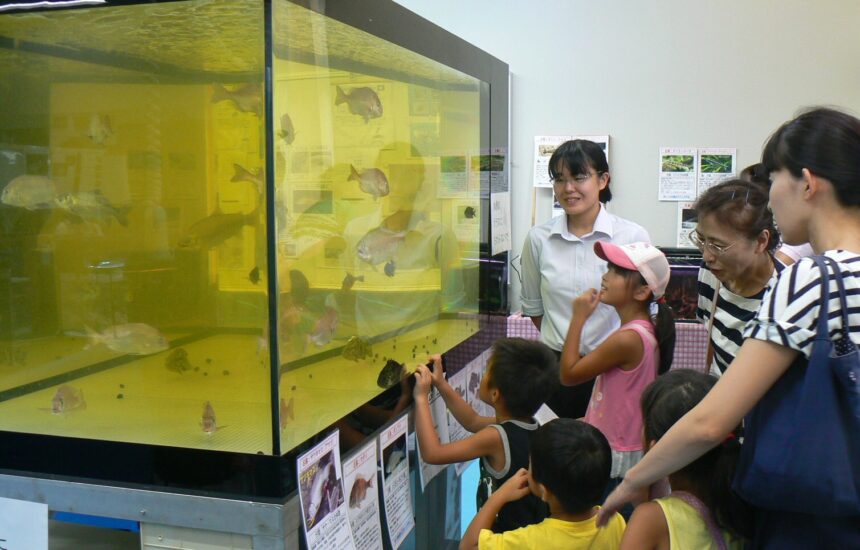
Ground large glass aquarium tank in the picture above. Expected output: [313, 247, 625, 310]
[0, 0, 508, 492]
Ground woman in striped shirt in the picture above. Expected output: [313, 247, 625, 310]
[599, 107, 860, 548]
[692, 180, 784, 375]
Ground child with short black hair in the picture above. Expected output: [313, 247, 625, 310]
[459, 419, 626, 550]
[620, 369, 749, 549]
[413, 338, 559, 532]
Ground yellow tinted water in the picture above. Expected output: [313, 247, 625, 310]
[0, 0, 482, 455]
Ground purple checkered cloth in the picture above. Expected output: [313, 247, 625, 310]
[506, 314, 709, 373]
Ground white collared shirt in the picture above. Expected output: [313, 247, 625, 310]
[520, 205, 651, 353]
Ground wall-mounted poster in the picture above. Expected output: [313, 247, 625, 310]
[658, 147, 697, 201]
[676, 202, 698, 248]
[297, 430, 355, 550]
[379, 415, 414, 549]
[343, 440, 384, 550]
[697, 147, 737, 195]
[534, 135, 609, 187]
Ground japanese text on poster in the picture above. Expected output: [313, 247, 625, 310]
[379, 415, 414, 549]
[534, 135, 609, 187]
[343, 440, 383, 550]
[659, 147, 698, 201]
[417, 388, 451, 489]
[297, 430, 356, 550]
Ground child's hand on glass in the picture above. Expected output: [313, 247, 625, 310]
[427, 354, 444, 386]
[493, 468, 532, 503]
[573, 288, 601, 320]
[413, 364, 433, 399]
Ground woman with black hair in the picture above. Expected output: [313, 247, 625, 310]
[600, 107, 860, 548]
[520, 140, 650, 418]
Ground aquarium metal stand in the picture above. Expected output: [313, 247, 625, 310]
[0, 471, 302, 549]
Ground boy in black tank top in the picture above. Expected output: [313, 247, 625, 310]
[413, 338, 558, 532]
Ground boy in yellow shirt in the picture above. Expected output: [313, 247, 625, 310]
[460, 419, 626, 550]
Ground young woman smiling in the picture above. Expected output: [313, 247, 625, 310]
[520, 139, 650, 417]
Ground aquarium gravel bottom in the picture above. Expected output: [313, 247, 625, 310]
[0, 319, 479, 455]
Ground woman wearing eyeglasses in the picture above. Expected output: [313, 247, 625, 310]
[520, 139, 650, 417]
[600, 107, 860, 547]
[691, 179, 783, 376]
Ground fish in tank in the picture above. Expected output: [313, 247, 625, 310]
[0, 0, 486, 458]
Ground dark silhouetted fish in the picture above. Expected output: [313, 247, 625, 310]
[231, 163, 264, 194]
[249, 266, 261, 285]
[343, 336, 372, 361]
[464, 206, 476, 219]
[211, 83, 262, 116]
[165, 347, 192, 373]
[289, 270, 310, 305]
[278, 113, 296, 145]
[341, 272, 364, 291]
[178, 207, 258, 249]
[335, 85, 382, 123]
[348, 165, 389, 197]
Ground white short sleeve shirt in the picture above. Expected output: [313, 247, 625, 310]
[520, 205, 651, 352]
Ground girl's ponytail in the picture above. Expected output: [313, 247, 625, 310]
[653, 300, 676, 374]
[707, 436, 753, 540]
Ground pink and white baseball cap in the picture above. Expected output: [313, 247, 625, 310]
[593, 241, 671, 299]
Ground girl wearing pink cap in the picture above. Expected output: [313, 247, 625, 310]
[559, 241, 675, 509]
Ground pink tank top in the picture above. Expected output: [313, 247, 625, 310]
[584, 319, 659, 452]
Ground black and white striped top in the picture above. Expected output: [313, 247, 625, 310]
[747, 250, 860, 357]
[697, 258, 786, 374]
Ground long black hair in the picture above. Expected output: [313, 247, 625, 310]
[606, 262, 675, 374]
[641, 370, 752, 540]
[762, 106, 860, 208]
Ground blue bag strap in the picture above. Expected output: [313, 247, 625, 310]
[808, 255, 832, 340]
[821, 256, 855, 345]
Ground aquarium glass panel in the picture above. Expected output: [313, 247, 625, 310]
[0, 0, 272, 454]
[272, 1, 483, 452]
[0, 0, 486, 457]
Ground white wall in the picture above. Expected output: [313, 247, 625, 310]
[394, 0, 860, 310]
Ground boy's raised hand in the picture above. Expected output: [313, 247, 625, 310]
[427, 354, 444, 386]
[413, 364, 433, 399]
[492, 468, 531, 504]
[572, 288, 601, 320]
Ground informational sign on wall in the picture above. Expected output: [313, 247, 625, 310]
[658, 147, 698, 201]
[379, 415, 414, 549]
[659, 146, 737, 202]
[697, 147, 737, 195]
[0, 496, 48, 550]
[343, 440, 384, 550]
[416, 388, 451, 489]
[490, 191, 511, 255]
[676, 202, 698, 248]
[297, 430, 356, 550]
[533, 135, 610, 188]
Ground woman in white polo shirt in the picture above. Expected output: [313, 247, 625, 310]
[520, 139, 650, 418]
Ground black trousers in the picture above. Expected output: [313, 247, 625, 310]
[547, 349, 595, 419]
